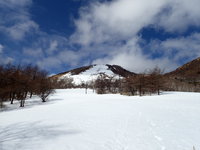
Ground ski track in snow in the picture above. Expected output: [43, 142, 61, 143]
[0, 89, 200, 150]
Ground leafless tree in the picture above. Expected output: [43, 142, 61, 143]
[35, 70, 55, 102]
[146, 67, 164, 95]
[94, 73, 109, 94]
[0, 64, 55, 108]
[52, 77, 74, 89]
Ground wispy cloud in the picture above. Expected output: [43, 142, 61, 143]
[0, 44, 3, 53]
[0, 0, 38, 40]
[0, 43, 13, 64]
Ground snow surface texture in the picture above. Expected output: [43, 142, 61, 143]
[60, 65, 119, 85]
[0, 89, 200, 150]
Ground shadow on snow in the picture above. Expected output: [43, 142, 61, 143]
[0, 121, 81, 150]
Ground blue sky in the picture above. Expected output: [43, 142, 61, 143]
[0, 0, 200, 74]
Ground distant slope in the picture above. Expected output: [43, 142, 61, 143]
[165, 57, 200, 80]
[52, 65, 93, 79]
[164, 57, 200, 91]
[51, 64, 136, 85]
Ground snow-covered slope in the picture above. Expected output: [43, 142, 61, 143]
[56, 64, 134, 85]
[0, 89, 200, 150]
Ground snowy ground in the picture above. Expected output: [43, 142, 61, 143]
[0, 89, 200, 150]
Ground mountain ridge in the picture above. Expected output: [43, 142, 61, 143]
[52, 64, 136, 78]
[51, 64, 136, 85]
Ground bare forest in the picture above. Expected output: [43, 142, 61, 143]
[0, 64, 54, 108]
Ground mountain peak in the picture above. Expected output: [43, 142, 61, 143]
[51, 64, 136, 85]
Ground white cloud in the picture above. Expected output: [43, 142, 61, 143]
[57, 50, 82, 65]
[23, 48, 43, 57]
[0, 0, 39, 40]
[69, 0, 200, 72]
[6, 21, 38, 40]
[19, 32, 83, 70]
[157, 0, 200, 32]
[0, 43, 14, 64]
[0, 57, 14, 64]
[71, 0, 200, 45]
[0, 55, 14, 65]
[0, 0, 32, 8]
[71, 0, 168, 45]
[36, 50, 83, 70]
[48, 41, 58, 54]
[36, 49, 83, 70]
[37, 57, 62, 70]
[92, 38, 178, 73]
[0, 44, 3, 53]
[160, 33, 200, 61]
[82, 31, 200, 73]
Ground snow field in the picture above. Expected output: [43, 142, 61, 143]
[0, 89, 200, 150]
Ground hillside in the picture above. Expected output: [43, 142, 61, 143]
[165, 57, 200, 79]
[163, 57, 200, 91]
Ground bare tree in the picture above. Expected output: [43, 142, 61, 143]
[36, 71, 55, 102]
[94, 73, 109, 94]
[0, 64, 55, 108]
[148, 67, 164, 95]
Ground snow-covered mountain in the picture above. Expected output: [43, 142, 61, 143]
[52, 64, 135, 85]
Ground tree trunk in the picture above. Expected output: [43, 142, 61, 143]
[20, 99, 25, 107]
[24, 91, 28, 99]
[20, 100, 23, 107]
[10, 92, 15, 104]
[42, 97, 46, 102]
[30, 91, 33, 98]
[0, 99, 3, 108]
[9, 92, 12, 101]
[10, 98, 14, 104]
[157, 88, 160, 95]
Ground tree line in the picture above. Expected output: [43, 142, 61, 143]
[93, 67, 200, 95]
[94, 67, 164, 96]
[121, 67, 164, 96]
[52, 67, 165, 96]
[0, 64, 54, 108]
[51, 66, 200, 96]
